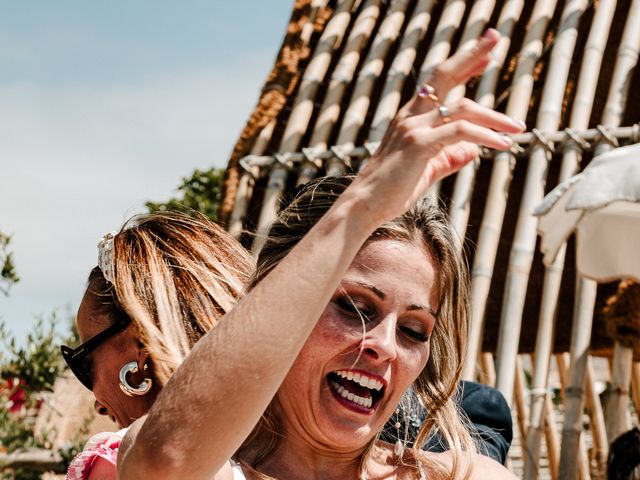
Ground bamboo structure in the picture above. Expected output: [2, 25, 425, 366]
[523, 1, 617, 477]
[221, 0, 640, 475]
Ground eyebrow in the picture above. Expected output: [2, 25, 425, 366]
[408, 304, 438, 317]
[350, 282, 438, 317]
[352, 281, 385, 300]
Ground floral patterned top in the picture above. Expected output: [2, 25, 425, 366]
[66, 428, 128, 480]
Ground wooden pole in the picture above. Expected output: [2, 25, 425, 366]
[524, 2, 617, 475]
[331, 0, 415, 160]
[544, 393, 561, 480]
[441, 0, 496, 239]
[632, 362, 640, 414]
[367, 0, 437, 141]
[605, 342, 633, 443]
[296, 0, 384, 185]
[251, 0, 358, 253]
[228, 120, 277, 239]
[585, 357, 608, 478]
[461, 0, 546, 381]
[556, 352, 591, 480]
[495, 0, 587, 404]
[559, 277, 598, 480]
[514, 355, 531, 444]
[0, 449, 65, 474]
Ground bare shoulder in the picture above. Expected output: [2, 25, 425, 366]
[474, 453, 518, 479]
[87, 457, 117, 480]
[420, 450, 517, 479]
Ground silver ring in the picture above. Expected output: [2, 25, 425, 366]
[438, 104, 451, 123]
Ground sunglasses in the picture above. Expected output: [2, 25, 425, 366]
[60, 317, 131, 391]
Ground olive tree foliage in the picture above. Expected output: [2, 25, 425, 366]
[0, 231, 19, 296]
[146, 168, 224, 221]
[0, 232, 84, 478]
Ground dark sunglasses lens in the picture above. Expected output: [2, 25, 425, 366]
[60, 345, 93, 390]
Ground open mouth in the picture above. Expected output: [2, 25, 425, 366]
[327, 370, 385, 412]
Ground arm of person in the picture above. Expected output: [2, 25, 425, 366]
[117, 29, 523, 480]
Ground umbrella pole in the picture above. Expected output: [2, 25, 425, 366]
[544, 392, 561, 480]
[559, 276, 597, 480]
[585, 357, 608, 477]
[514, 355, 530, 446]
[605, 342, 633, 443]
[632, 362, 640, 414]
[556, 352, 591, 479]
[524, 245, 565, 480]
[480, 352, 496, 386]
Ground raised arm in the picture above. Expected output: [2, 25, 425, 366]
[117, 30, 523, 480]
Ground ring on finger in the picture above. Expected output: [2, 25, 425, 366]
[417, 83, 440, 104]
[438, 104, 451, 123]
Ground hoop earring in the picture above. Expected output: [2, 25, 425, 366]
[118, 361, 152, 397]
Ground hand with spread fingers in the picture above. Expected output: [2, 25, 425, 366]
[354, 28, 524, 225]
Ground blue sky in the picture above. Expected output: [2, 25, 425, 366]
[0, 1, 292, 344]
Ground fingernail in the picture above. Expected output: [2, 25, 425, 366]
[516, 119, 527, 129]
[501, 134, 513, 146]
[482, 29, 493, 39]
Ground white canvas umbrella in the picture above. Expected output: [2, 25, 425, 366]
[535, 142, 640, 282]
[534, 141, 640, 475]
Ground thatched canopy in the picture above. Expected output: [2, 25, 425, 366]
[220, 0, 640, 359]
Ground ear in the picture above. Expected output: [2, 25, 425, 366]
[136, 348, 151, 374]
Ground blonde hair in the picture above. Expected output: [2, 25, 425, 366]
[86, 211, 253, 386]
[241, 176, 476, 478]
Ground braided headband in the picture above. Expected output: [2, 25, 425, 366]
[97, 231, 118, 284]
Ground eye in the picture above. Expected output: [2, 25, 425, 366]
[399, 325, 429, 343]
[335, 296, 374, 321]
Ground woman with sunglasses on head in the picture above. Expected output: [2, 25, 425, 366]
[118, 30, 523, 480]
[63, 211, 253, 479]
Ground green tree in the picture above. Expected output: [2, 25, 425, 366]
[146, 168, 224, 221]
[0, 315, 72, 480]
[0, 231, 19, 296]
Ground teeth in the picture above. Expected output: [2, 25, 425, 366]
[334, 370, 383, 391]
[331, 381, 373, 409]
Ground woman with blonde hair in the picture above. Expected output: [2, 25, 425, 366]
[118, 30, 522, 479]
[63, 211, 253, 479]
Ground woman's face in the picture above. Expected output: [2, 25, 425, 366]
[275, 238, 439, 451]
[76, 291, 157, 428]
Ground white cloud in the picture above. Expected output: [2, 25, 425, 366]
[0, 54, 272, 341]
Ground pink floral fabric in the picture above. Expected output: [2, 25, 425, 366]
[66, 428, 128, 480]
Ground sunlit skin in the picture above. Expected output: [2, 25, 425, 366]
[255, 239, 439, 478]
[76, 292, 158, 429]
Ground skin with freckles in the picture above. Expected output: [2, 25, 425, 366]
[256, 239, 438, 478]
[76, 292, 158, 429]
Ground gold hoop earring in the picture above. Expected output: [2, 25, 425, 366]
[118, 361, 152, 397]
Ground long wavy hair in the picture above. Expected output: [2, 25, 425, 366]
[85, 211, 253, 386]
[239, 176, 476, 478]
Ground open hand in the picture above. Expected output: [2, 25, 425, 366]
[354, 29, 525, 225]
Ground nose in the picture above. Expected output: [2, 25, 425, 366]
[361, 315, 398, 362]
[94, 399, 108, 417]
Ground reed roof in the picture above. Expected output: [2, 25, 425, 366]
[220, 0, 640, 360]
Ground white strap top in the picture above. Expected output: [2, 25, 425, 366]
[230, 460, 247, 480]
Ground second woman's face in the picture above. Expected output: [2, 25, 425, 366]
[76, 292, 157, 428]
[275, 238, 440, 451]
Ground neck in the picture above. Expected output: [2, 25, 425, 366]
[240, 440, 404, 480]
